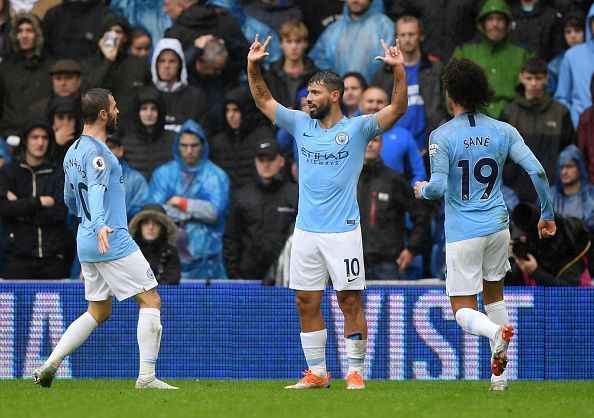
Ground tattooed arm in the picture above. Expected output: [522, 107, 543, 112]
[247, 35, 278, 121]
[375, 38, 408, 132]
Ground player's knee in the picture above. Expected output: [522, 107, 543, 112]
[295, 294, 316, 315]
[338, 294, 361, 316]
[89, 307, 111, 324]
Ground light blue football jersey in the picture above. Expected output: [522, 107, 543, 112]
[63, 135, 138, 262]
[428, 112, 554, 243]
[275, 105, 383, 233]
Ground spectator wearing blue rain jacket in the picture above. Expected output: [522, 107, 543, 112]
[308, 0, 394, 85]
[149, 120, 230, 279]
[555, 3, 594, 129]
[550, 144, 594, 234]
[109, 0, 172, 46]
[205, 0, 281, 68]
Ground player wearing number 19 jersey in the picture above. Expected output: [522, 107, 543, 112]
[416, 59, 556, 391]
[33, 89, 176, 390]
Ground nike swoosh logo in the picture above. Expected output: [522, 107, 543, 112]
[347, 277, 358, 282]
[303, 133, 313, 137]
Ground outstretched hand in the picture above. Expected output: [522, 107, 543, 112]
[537, 219, 556, 239]
[375, 37, 404, 67]
[248, 34, 271, 63]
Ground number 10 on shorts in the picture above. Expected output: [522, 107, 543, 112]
[344, 258, 360, 278]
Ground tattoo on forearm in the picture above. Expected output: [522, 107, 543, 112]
[249, 69, 258, 83]
[256, 85, 265, 97]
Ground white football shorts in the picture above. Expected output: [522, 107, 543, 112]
[290, 226, 365, 291]
[445, 229, 511, 296]
[82, 249, 158, 301]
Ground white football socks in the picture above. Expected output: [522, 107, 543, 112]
[300, 329, 327, 378]
[46, 312, 98, 368]
[455, 307, 499, 340]
[345, 336, 367, 375]
[485, 300, 510, 382]
[137, 308, 162, 379]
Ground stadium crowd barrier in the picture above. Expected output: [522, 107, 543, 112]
[0, 281, 592, 380]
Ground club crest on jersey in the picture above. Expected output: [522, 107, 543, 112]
[335, 132, 349, 145]
[92, 156, 106, 170]
[429, 144, 438, 156]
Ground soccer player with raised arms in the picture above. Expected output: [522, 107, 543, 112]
[414, 59, 557, 391]
[33, 88, 177, 390]
[247, 35, 407, 390]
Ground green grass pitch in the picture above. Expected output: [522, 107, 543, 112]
[1, 380, 593, 418]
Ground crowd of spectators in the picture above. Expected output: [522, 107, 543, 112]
[0, 0, 593, 287]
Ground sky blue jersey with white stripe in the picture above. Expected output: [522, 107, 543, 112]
[274, 104, 383, 233]
[421, 112, 554, 243]
[63, 135, 138, 262]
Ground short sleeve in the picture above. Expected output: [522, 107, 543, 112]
[274, 104, 306, 136]
[85, 148, 110, 189]
[428, 130, 449, 174]
[355, 114, 383, 142]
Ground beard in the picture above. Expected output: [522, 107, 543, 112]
[106, 113, 118, 134]
[309, 101, 331, 120]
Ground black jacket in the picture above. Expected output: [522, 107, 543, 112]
[223, 178, 298, 279]
[209, 88, 274, 190]
[357, 158, 429, 264]
[510, 2, 563, 61]
[136, 239, 181, 285]
[120, 87, 176, 179]
[373, 53, 446, 149]
[264, 57, 318, 108]
[0, 120, 70, 260]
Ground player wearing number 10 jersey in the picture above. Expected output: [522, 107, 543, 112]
[415, 59, 556, 391]
[33, 89, 176, 390]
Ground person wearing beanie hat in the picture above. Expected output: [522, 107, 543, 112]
[0, 12, 52, 137]
[81, 12, 151, 126]
[0, 116, 72, 279]
[129, 204, 181, 285]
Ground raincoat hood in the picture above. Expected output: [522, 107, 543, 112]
[206, 0, 247, 24]
[10, 12, 44, 58]
[173, 119, 210, 173]
[342, 0, 384, 22]
[586, 3, 594, 42]
[129, 203, 177, 245]
[151, 38, 188, 93]
[477, 0, 513, 40]
[554, 144, 589, 192]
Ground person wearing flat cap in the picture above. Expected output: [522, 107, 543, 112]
[223, 138, 297, 281]
[129, 204, 181, 285]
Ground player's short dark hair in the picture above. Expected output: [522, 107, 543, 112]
[521, 58, 547, 75]
[308, 71, 344, 99]
[81, 88, 113, 123]
[443, 59, 494, 112]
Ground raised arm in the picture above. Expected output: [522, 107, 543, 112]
[247, 35, 279, 121]
[374, 38, 408, 132]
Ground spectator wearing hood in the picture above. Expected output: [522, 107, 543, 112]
[119, 86, 176, 179]
[243, 0, 302, 33]
[452, 0, 534, 119]
[43, 0, 108, 60]
[0, 12, 53, 137]
[129, 204, 181, 285]
[308, 0, 394, 84]
[106, 136, 149, 219]
[555, 3, 594, 129]
[206, 0, 282, 68]
[81, 13, 151, 125]
[550, 145, 594, 234]
[501, 58, 574, 203]
[149, 119, 230, 280]
[577, 74, 594, 183]
[46, 95, 82, 165]
[0, 118, 71, 279]
[547, 10, 585, 95]
[223, 138, 297, 280]
[209, 87, 274, 190]
[162, 0, 249, 68]
[151, 37, 209, 134]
